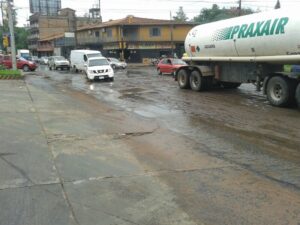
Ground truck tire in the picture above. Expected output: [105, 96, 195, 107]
[177, 69, 190, 89]
[221, 82, 241, 89]
[295, 83, 300, 108]
[266, 76, 294, 107]
[190, 70, 205, 91]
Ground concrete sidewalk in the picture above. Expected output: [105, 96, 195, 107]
[0, 79, 200, 225]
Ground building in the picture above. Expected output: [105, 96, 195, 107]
[29, 0, 61, 15]
[28, 8, 101, 57]
[38, 32, 76, 58]
[76, 16, 196, 63]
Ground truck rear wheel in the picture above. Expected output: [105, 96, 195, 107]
[266, 76, 295, 107]
[190, 70, 204, 91]
[295, 83, 300, 108]
[177, 69, 190, 89]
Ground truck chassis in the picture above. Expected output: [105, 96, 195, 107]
[176, 62, 300, 107]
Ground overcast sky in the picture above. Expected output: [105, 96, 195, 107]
[13, 0, 300, 26]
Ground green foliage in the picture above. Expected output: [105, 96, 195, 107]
[0, 69, 21, 75]
[193, 4, 255, 24]
[1, 2, 17, 31]
[15, 27, 29, 49]
[0, 27, 29, 50]
[173, 6, 189, 22]
[0, 69, 22, 79]
[0, 64, 7, 70]
[0, 3, 26, 51]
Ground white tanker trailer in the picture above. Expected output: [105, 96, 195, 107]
[177, 8, 300, 107]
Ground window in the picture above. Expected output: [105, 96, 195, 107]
[161, 59, 168, 64]
[95, 31, 100, 37]
[107, 29, 112, 37]
[88, 59, 109, 67]
[150, 27, 161, 37]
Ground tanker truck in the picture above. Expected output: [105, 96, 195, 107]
[177, 8, 300, 107]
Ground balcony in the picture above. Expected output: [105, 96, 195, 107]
[29, 23, 39, 31]
[37, 44, 54, 52]
[28, 34, 40, 40]
[77, 35, 119, 45]
[28, 44, 38, 50]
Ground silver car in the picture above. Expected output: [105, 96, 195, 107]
[107, 58, 127, 69]
[48, 56, 70, 70]
[40, 57, 49, 65]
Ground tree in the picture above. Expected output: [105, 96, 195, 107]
[0, 27, 29, 50]
[0, 1, 28, 50]
[173, 6, 188, 22]
[1, 2, 17, 29]
[15, 27, 29, 49]
[275, 0, 281, 9]
[193, 4, 255, 24]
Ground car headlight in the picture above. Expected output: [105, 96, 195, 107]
[88, 70, 94, 74]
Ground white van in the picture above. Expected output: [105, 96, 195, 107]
[17, 49, 31, 61]
[70, 50, 102, 72]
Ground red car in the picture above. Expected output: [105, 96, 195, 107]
[156, 58, 187, 75]
[2, 55, 37, 72]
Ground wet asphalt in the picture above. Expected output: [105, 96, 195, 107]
[0, 64, 299, 225]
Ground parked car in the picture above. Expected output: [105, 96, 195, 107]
[48, 56, 70, 70]
[84, 57, 114, 82]
[70, 50, 102, 72]
[40, 57, 49, 65]
[156, 58, 187, 75]
[107, 58, 127, 69]
[2, 55, 37, 72]
[31, 56, 39, 63]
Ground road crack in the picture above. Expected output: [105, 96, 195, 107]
[113, 127, 159, 140]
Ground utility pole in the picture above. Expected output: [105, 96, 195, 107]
[99, 0, 102, 22]
[170, 11, 174, 57]
[238, 0, 242, 16]
[7, 0, 16, 70]
[1, 1, 5, 32]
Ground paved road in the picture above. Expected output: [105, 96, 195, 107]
[0, 65, 299, 225]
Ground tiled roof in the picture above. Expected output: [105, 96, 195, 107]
[77, 16, 195, 31]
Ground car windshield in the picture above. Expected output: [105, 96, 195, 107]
[19, 57, 27, 61]
[87, 53, 102, 58]
[54, 56, 65, 61]
[172, 59, 187, 65]
[110, 58, 120, 62]
[89, 59, 109, 67]
[21, 53, 30, 58]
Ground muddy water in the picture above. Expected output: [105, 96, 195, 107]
[32, 66, 300, 188]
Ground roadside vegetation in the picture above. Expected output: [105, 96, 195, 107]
[173, 4, 256, 24]
[0, 65, 22, 79]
